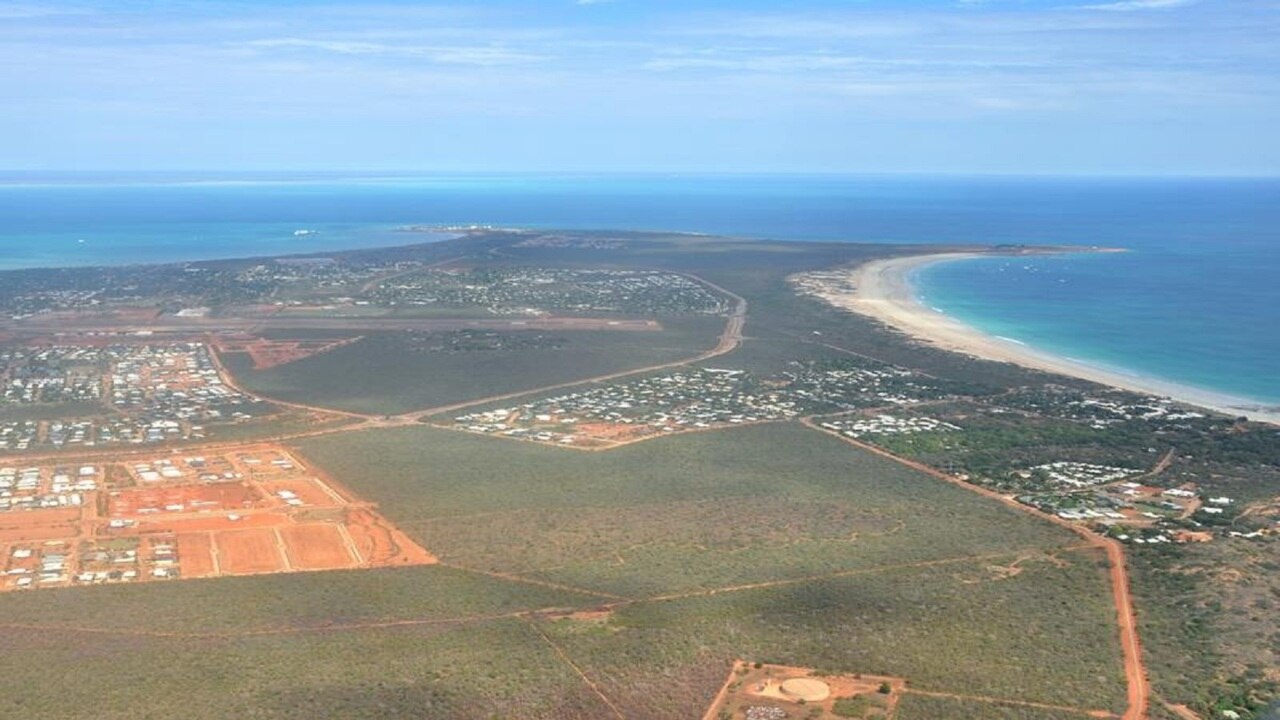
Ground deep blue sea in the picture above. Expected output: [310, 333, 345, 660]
[1, 172, 1277, 405]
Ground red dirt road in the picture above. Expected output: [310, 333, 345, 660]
[801, 418, 1148, 720]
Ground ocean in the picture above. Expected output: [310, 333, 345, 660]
[2, 172, 1277, 406]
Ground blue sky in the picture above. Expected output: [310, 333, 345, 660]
[3, 0, 1277, 174]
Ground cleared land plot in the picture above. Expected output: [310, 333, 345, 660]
[215, 335, 363, 370]
[298, 423, 1082, 598]
[107, 483, 263, 516]
[0, 507, 80, 542]
[258, 478, 339, 507]
[134, 512, 285, 534]
[224, 318, 724, 415]
[176, 533, 217, 577]
[215, 528, 285, 574]
[705, 661, 905, 720]
[280, 523, 356, 570]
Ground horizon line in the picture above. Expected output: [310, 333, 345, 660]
[2, 169, 1278, 181]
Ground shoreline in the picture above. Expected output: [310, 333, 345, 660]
[821, 252, 1280, 426]
[0, 226, 462, 274]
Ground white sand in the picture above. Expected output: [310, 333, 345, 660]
[813, 252, 1280, 426]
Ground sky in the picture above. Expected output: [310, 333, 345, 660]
[3, 0, 1278, 175]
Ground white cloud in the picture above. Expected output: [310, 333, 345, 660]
[246, 38, 545, 66]
[0, 2, 93, 19]
[1080, 0, 1198, 11]
[643, 51, 1049, 74]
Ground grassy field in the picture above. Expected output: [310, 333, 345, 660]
[223, 317, 723, 415]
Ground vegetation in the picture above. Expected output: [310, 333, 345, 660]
[864, 401, 1160, 482]
[226, 318, 722, 415]
[894, 694, 1100, 720]
[294, 423, 1125, 715]
[0, 619, 615, 719]
[831, 695, 873, 717]
[532, 552, 1125, 717]
[297, 423, 1079, 596]
[0, 565, 602, 633]
[1130, 542, 1279, 718]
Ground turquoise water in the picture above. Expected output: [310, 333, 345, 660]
[1, 172, 1277, 405]
[915, 249, 1280, 406]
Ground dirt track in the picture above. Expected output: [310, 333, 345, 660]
[524, 616, 628, 719]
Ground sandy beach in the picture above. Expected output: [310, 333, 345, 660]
[809, 252, 1280, 426]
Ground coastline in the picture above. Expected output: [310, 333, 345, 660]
[0, 225, 459, 273]
[821, 252, 1280, 426]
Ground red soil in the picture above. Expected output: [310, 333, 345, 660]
[256, 478, 336, 508]
[344, 508, 437, 567]
[175, 533, 218, 578]
[278, 523, 357, 570]
[133, 512, 286, 535]
[214, 528, 285, 575]
[576, 422, 655, 441]
[0, 508, 81, 527]
[0, 524, 80, 543]
[0, 508, 82, 542]
[108, 483, 263, 517]
[218, 336, 362, 370]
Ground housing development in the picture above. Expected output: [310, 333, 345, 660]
[369, 267, 730, 316]
[0, 343, 266, 450]
[1, 444, 433, 591]
[447, 361, 953, 448]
